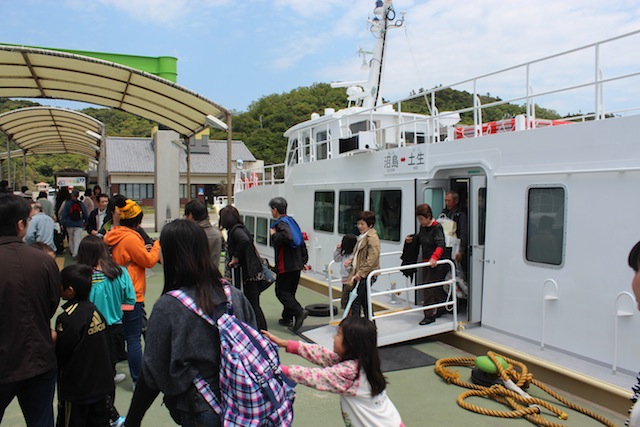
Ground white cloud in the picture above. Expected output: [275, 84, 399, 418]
[90, 0, 230, 26]
[312, 0, 640, 115]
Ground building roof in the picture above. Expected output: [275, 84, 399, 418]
[106, 137, 256, 174]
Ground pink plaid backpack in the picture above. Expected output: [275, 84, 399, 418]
[168, 286, 296, 426]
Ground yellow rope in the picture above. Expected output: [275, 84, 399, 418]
[434, 351, 618, 427]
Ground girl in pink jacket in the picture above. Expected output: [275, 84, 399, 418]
[263, 316, 404, 427]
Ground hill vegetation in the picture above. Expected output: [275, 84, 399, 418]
[0, 84, 561, 187]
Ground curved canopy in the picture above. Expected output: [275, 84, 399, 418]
[0, 45, 228, 137]
[0, 107, 103, 159]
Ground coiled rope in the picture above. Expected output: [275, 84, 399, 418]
[434, 351, 618, 427]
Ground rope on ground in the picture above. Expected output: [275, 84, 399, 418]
[434, 351, 618, 427]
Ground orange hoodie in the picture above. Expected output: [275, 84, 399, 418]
[103, 226, 160, 302]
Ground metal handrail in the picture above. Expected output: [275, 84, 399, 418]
[613, 291, 636, 374]
[325, 250, 404, 323]
[541, 278, 559, 351]
[365, 259, 456, 323]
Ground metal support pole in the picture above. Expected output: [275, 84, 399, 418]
[98, 127, 107, 191]
[226, 113, 232, 202]
[6, 138, 11, 190]
[22, 151, 27, 188]
[187, 136, 191, 200]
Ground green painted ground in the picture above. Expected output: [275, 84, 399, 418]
[3, 252, 628, 427]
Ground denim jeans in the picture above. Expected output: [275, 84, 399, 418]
[123, 302, 143, 384]
[0, 367, 56, 426]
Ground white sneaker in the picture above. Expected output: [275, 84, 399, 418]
[114, 373, 126, 384]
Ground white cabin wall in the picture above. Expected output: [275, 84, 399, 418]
[477, 117, 640, 372]
[236, 113, 640, 373]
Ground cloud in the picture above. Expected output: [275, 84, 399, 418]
[314, 0, 640, 115]
[89, 0, 231, 26]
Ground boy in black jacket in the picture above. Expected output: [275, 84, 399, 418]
[55, 264, 115, 427]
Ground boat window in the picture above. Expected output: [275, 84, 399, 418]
[256, 217, 269, 245]
[404, 132, 425, 145]
[245, 216, 255, 239]
[525, 187, 565, 266]
[317, 130, 328, 160]
[478, 187, 486, 246]
[338, 190, 365, 235]
[370, 190, 402, 242]
[303, 132, 311, 161]
[422, 188, 445, 217]
[287, 138, 298, 166]
[314, 191, 335, 232]
[349, 121, 370, 134]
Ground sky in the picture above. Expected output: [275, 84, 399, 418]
[1, 0, 639, 116]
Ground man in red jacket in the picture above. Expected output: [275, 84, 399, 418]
[269, 197, 309, 332]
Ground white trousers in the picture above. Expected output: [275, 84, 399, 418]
[67, 226, 83, 257]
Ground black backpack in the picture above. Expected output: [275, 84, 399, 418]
[69, 200, 82, 221]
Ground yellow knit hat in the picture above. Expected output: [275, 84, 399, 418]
[117, 199, 142, 220]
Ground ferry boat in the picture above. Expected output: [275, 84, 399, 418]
[233, 0, 640, 413]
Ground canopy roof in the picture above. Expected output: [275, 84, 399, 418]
[0, 107, 103, 159]
[0, 44, 227, 138]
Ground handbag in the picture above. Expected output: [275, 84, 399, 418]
[258, 258, 276, 293]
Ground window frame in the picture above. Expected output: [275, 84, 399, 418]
[370, 189, 402, 242]
[338, 190, 365, 236]
[313, 190, 335, 233]
[524, 185, 567, 267]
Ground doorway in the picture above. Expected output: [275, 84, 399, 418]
[416, 174, 486, 324]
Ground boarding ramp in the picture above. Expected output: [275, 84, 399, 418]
[303, 258, 458, 349]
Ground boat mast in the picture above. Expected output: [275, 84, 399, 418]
[363, 0, 404, 109]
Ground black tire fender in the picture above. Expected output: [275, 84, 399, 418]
[305, 303, 338, 317]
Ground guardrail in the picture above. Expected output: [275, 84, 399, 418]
[325, 251, 403, 323]
[324, 257, 458, 336]
[365, 259, 457, 324]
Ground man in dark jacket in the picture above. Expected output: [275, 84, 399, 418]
[269, 197, 309, 332]
[0, 194, 61, 426]
[442, 191, 469, 274]
[185, 199, 222, 271]
[86, 193, 111, 237]
[61, 189, 87, 258]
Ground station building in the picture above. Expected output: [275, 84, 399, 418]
[105, 134, 259, 206]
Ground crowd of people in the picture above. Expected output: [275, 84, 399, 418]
[6, 183, 638, 427]
[0, 189, 409, 427]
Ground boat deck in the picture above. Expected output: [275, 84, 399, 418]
[3, 255, 630, 427]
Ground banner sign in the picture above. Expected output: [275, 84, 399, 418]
[57, 177, 86, 188]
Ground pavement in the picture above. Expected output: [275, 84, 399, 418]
[1, 233, 629, 427]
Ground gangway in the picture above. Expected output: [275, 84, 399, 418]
[302, 259, 459, 349]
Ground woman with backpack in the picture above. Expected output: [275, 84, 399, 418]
[125, 219, 256, 427]
[219, 205, 268, 331]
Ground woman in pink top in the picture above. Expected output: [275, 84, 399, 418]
[263, 316, 404, 427]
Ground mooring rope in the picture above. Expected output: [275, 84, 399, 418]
[434, 351, 618, 427]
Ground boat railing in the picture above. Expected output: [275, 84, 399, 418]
[241, 29, 640, 187]
[365, 259, 456, 324]
[324, 257, 456, 319]
[235, 162, 285, 191]
[325, 250, 403, 324]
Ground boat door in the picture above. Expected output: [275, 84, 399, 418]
[416, 175, 486, 324]
[468, 175, 486, 324]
